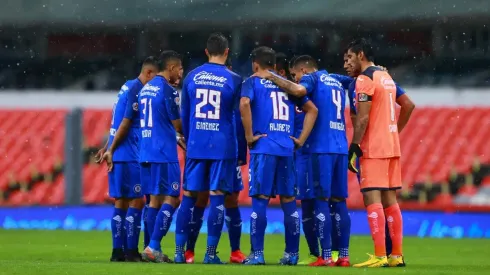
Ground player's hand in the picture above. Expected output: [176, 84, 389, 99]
[177, 136, 187, 151]
[289, 136, 304, 149]
[252, 70, 273, 80]
[246, 134, 267, 149]
[348, 143, 363, 173]
[101, 151, 114, 172]
[94, 148, 106, 164]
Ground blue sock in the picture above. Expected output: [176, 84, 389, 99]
[385, 220, 393, 256]
[250, 197, 268, 254]
[146, 207, 159, 241]
[331, 201, 351, 258]
[206, 195, 225, 257]
[142, 204, 150, 248]
[149, 204, 176, 251]
[330, 203, 339, 251]
[281, 200, 300, 255]
[175, 196, 196, 254]
[225, 207, 242, 252]
[301, 199, 319, 257]
[187, 206, 205, 252]
[125, 207, 142, 250]
[315, 199, 332, 260]
[111, 208, 127, 249]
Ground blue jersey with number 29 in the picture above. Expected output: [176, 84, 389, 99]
[138, 75, 180, 163]
[299, 70, 347, 155]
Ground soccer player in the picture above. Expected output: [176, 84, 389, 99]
[138, 50, 184, 263]
[175, 33, 242, 264]
[255, 55, 351, 266]
[343, 51, 415, 258]
[184, 55, 247, 264]
[243, 46, 318, 265]
[96, 57, 158, 262]
[345, 38, 410, 268]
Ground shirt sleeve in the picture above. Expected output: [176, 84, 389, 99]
[299, 75, 315, 96]
[165, 85, 181, 121]
[240, 77, 254, 101]
[180, 77, 190, 140]
[349, 81, 357, 114]
[291, 95, 310, 109]
[123, 85, 139, 120]
[395, 83, 406, 99]
[355, 75, 375, 101]
[329, 74, 354, 90]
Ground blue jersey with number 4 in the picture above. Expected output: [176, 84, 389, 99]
[242, 74, 306, 157]
[181, 63, 242, 160]
[138, 75, 180, 163]
[108, 78, 143, 162]
[299, 70, 347, 155]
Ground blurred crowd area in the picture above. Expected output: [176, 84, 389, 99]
[0, 0, 489, 90]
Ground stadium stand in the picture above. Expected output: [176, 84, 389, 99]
[2, 107, 490, 211]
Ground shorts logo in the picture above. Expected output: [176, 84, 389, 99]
[335, 213, 341, 221]
[387, 216, 394, 222]
[133, 184, 142, 193]
[171, 182, 179, 191]
[132, 102, 139, 111]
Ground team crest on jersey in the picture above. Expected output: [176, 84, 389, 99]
[172, 182, 179, 191]
[174, 96, 180, 105]
[132, 102, 138, 111]
[295, 106, 303, 113]
[133, 184, 142, 193]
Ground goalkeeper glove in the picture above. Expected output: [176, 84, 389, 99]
[348, 143, 362, 173]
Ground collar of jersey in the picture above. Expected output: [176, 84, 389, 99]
[206, 62, 226, 67]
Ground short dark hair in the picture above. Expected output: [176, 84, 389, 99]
[158, 50, 181, 71]
[275, 52, 288, 72]
[207, 32, 229, 56]
[251, 46, 275, 69]
[225, 55, 233, 68]
[142, 56, 159, 69]
[346, 38, 375, 62]
[289, 56, 298, 68]
[293, 55, 318, 69]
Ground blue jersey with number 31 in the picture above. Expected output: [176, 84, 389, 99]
[181, 63, 242, 160]
[299, 70, 347, 155]
[138, 75, 180, 163]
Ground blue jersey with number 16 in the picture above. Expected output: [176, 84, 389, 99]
[138, 75, 180, 163]
[181, 63, 242, 160]
[300, 70, 347, 155]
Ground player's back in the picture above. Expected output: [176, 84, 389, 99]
[139, 75, 180, 163]
[356, 66, 401, 158]
[183, 63, 242, 160]
[109, 79, 143, 162]
[300, 70, 348, 155]
[242, 76, 296, 157]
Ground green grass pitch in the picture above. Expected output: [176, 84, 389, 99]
[1, 230, 489, 274]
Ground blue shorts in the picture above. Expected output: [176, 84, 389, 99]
[249, 154, 296, 197]
[108, 162, 143, 199]
[311, 153, 348, 199]
[295, 152, 314, 200]
[233, 165, 244, 193]
[140, 162, 181, 197]
[183, 158, 235, 193]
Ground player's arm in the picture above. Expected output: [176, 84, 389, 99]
[252, 71, 307, 97]
[240, 78, 265, 148]
[329, 74, 354, 90]
[395, 85, 415, 133]
[180, 77, 190, 141]
[95, 133, 109, 163]
[165, 86, 184, 135]
[292, 98, 318, 148]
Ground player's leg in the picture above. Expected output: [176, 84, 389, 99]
[121, 162, 145, 261]
[277, 156, 300, 266]
[330, 154, 351, 267]
[142, 195, 150, 248]
[140, 163, 152, 248]
[108, 163, 129, 262]
[203, 159, 235, 264]
[310, 154, 334, 266]
[244, 154, 273, 265]
[353, 158, 389, 268]
[330, 202, 339, 262]
[295, 152, 319, 265]
[174, 158, 205, 263]
[185, 191, 209, 263]
[383, 157, 405, 267]
[225, 167, 245, 263]
[142, 162, 181, 263]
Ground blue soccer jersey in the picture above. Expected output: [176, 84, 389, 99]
[138, 75, 180, 163]
[241, 75, 304, 157]
[181, 63, 242, 160]
[108, 78, 144, 162]
[299, 70, 348, 155]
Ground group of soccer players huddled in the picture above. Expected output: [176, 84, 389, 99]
[95, 32, 415, 267]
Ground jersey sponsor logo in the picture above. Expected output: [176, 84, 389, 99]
[381, 76, 396, 89]
[319, 73, 342, 88]
[260, 78, 278, 89]
[132, 102, 138, 111]
[141, 84, 160, 93]
[121, 84, 129, 91]
[193, 71, 227, 87]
